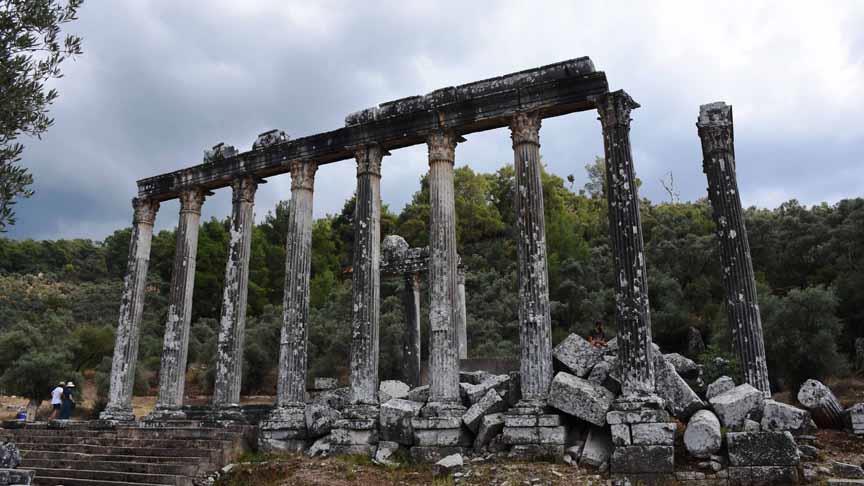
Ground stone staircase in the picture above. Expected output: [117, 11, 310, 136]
[0, 421, 256, 486]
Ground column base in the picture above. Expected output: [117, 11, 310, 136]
[410, 416, 471, 462]
[259, 405, 308, 451]
[98, 406, 136, 422]
[608, 400, 675, 474]
[502, 406, 567, 460]
[142, 406, 187, 422]
[331, 406, 379, 457]
[210, 404, 247, 423]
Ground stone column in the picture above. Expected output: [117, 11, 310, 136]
[697, 102, 771, 397]
[212, 176, 258, 415]
[100, 197, 159, 421]
[403, 272, 422, 388]
[426, 130, 463, 412]
[510, 112, 554, 406]
[456, 267, 468, 360]
[275, 161, 318, 410]
[349, 145, 385, 408]
[151, 187, 206, 418]
[594, 90, 656, 399]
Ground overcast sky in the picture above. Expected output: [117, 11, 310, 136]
[6, 0, 863, 240]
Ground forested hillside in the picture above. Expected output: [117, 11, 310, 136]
[1, 160, 862, 409]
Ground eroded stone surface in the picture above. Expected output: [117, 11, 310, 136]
[761, 399, 816, 435]
[653, 347, 704, 420]
[706, 376, 735, 400]
[581, 426, 613, 468]
[379, 380, 410, 404]
[611, 445, 674, 473]
[548, 372, 614, 426]
[462, 389, 507, 433]
[553, 334, 603, 378]
[474, 413, 504, 451]
[379, 399, 423, 446]
[709, 383, 764, 430]
[798, 379, 845, 429]
[684, 409, 722, 459]
[726, 431, 800, 467]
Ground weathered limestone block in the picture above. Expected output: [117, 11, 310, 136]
[315, 387, 351, 411]
[548, 372, 614, 427]
[684, 410, 722, 459]
[307, 435, 330, 457]
[503, 414, 562, 428]
[373, 441, 400, 466]
[611, 445, 674, 473]
[698, 102, 771, 397]
[0, 468, 34, 486]
[664, 353, 700, 379]
[553, 334, 604, 377]
[474, 413, 504, 451]
[0, 442, 20, 469]
[843, 403, 864, 435]
[726, 431, 800, 467]
[379, 380, 410, 403]
[459, 371, 490, 385]
[631, 422, 675, 445]
[502, 425, 566, 446]
[611, 424, 630, 446]
[798, 379, 844, 429]
[462, 389, 507, 433]
[706, 375, 735, 400]
[313, 377, 338, 391]
[580, 426, 613, 468]
[461, 374, 509, 405]
[305, 401, 341, 439]
[379, 399, 423, 445]
[833, 462, 864, 479]
[587, 360, 621, 395]
[607, 408, 670, 425]
[653, 348, 704, 420]
[743, 418, 761, 432]
[407, 385, 429, 404]
[761, 399, 816, 435]
[728, 465, 799, 484]
[709, 383, 764, 430]
[432, 453, 463, 477]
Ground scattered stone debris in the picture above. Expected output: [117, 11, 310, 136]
[705, 375, 735, 400]
[432, 453, 463, 477]
[709, 383, 764, 430]
[798, 379, 845, 429]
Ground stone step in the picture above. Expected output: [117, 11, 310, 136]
[22, 450, 210, 466]
[7, 435, 233, 450]
[23, 458, 199, 477]
[17, 443, 220, 461]
[1, 427, 248, 441]
[34, 476, 173, 486]
[28, 467, 189, 486]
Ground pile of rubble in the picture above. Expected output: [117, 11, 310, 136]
[273, 332, 864, 483]
[0, 441, 33, 486]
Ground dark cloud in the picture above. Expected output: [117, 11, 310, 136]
[7, 0, 863, 240]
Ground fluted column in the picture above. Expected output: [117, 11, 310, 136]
[510, 112, 554, 403]
[349, 145, 385, 406]
[212, 177, 258, 413]
[402, 272, 422, 388]
[697, 102, 771, 397]
[100, 197, 159, 421]
[456, 267, 468, 360]
[275, 161, 318, 409]
[594, 90, 655, 399]
[427, 130, 463, 409]
[152, 187, 206, 417]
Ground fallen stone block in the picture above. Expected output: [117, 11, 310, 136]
[407, 385, 429, 403]
[705, 375, 735, 401]
[684, 409, 722, 459]
[709, 383, 764, 430]
[607, 408, 670, 425]
[610, 445, 674, 473]
[432, 453, 463, 477]
[460, 374, 510, 405]
[587, 360, 620, 395]
[459, 370, 490, 385]
[798, 379, 845, 429]
[631, 422, 675, 446]
[380, 399, 423, 445]
[580, 426, 613, 468]
[306, 435, 331, 457]
[844, 403, 864, 435]
[664, 353, 700, 379]
[653, 345, 705, 420]
[462, 389, 507, 433]
[553, 333, 604, 377]
[305, 401, 342, 439]
[473, 413, 504, 451]
[610, 424, 630, 446]
[379, 380, 410, 403]
[502, 425, 566, 445]
[726, 431, 800, 467]
[761, 399, 816, 435]
[373, 440, 400, 466]
[548, 372, 614, 427]
[833, 461, 864, 479]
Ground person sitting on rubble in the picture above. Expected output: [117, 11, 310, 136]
[588, 320, 607, 348]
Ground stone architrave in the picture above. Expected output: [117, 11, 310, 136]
[274, 161, 318, 411]
[593, 90, 655, 399]
[510, 111, 554, 404]
[100, 197, 159, 421]
[212, 176, 258, 414]
[152, 188, 207, 417]
[349, 145, 386, 406]
[697, 102, 771, 397]
[426, 130, 463, 411]
[456, 267, 468, 360]
[403, 273, 422, 388]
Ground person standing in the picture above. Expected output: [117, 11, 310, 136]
[49, 381, 64, 420]
[588, 320, 608, 348]
[59, 382, 76, 420]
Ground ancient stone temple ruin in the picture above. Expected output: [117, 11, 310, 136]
[95, 57, 812, 481]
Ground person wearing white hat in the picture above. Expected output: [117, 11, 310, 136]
[59, 381, 76, 420]
[49, 381, 64, 420]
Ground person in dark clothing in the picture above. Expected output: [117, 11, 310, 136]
[588, 320, 607, 348]
[59, 382, 76, 420]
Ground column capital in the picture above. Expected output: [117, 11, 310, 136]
[697, 102, 734, 157]
[509, 111, 542, 146]
[426, 130, 463, 165]
[178, 187, 207, 214]
[593, 90, 640, 129]
[289, 160, 318, 191]
[355, 144, 386, 177]
[232, 176, 258, 204]
[132, 197, 160, 225]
